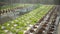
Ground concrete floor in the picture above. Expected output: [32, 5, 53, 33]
[57, 5, 60, 34]
[58, 22, 60, 34]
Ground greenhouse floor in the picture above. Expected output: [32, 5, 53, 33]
[57, 5, 60, 34]
[58, 22, 60, 34]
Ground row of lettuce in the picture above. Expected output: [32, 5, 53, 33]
[0, 3, 34, 10]
[0, 5, 53, 34]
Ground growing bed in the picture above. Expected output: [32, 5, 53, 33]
[0, 5, 53, 34]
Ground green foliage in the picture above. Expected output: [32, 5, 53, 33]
[0, 5, 53, 34]
[1, 4, 33, 10]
